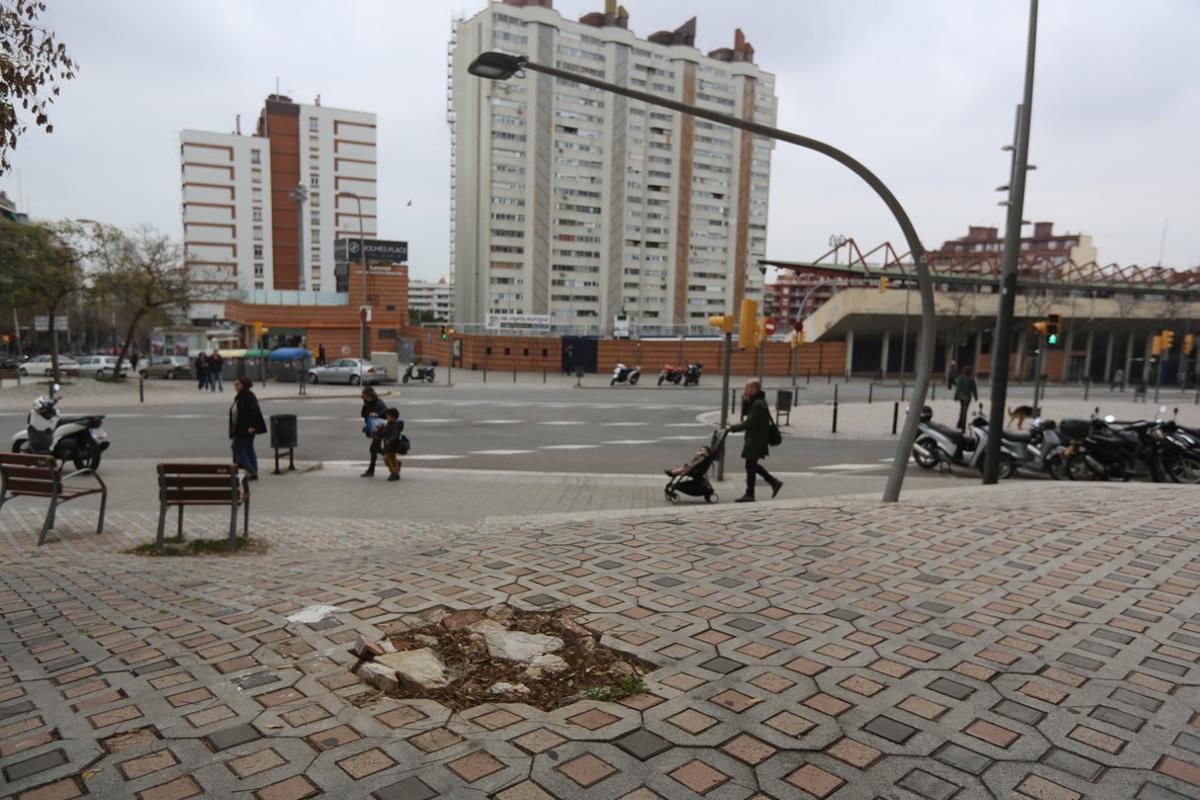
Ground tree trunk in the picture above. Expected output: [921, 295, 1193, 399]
[113, 310, 146, 380]
[48, 309, 60, 384]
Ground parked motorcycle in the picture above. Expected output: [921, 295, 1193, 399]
[611, 363, 641, 386]
[1153, 420, 1200, 484]
[10, 384, 109, 471]
[657, 362, 702, 386]
[402, 359, 437, 384]
[1062, 415, 1164, 482]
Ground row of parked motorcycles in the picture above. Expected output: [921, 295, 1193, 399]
[610, 363, 704, 386]
[912, 405, 1200, 483]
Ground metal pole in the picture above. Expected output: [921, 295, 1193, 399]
[892, 401, 900, 435]
[495, 57, 937, 503]
[758, 337, 765, 386]
[716, 331, 732, 482]
[12, 308, 23, 359]
[832, 384, 839, 434]
[984, 0, 1039, 484]
[899, 284, 911, 381]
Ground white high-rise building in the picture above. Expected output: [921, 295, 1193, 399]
[409, 278, 454, 321]
[180, 95, 377, 317]
[449, 0, 776, 334]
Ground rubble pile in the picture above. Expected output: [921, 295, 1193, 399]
[350, 604, 650, 711]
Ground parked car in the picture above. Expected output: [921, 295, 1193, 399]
[307, 358, 388, 385]
[77, 355, 132, 378]
[139, 356, 192, 380]
[18, 355, 80, 377]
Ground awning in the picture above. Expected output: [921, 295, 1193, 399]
[268, 347, 312, 362]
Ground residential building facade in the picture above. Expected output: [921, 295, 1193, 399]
[449, 0, 776, 334]
[408, 278, 454, 322]
[180, 95, 377, 318]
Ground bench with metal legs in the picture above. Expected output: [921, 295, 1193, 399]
[0, 453, 107, 546]
[156, 463, 250, 552]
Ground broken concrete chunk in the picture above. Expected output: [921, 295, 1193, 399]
[486, 604, 516, 625]
[466, 619, 507, 636]
[353, 634, 392, 659]
[559, 616, 592, 638]
[412, 634, 439, 647]
[440, 609, 487, 630]
[484, 629, 564, 662]
[489, 681, 530, 696]
[523, 653, 569, 681]
[375, 648, 451, 690]
[355, 662, 399, 693]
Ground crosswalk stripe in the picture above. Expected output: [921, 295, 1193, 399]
[539, 444, 599, 450]
[602, 439, 658, 445]
[471, 449, 536, 455]
[812, 463, 885, 471]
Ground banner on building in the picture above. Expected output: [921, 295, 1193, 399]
[485, 313, 552, 333]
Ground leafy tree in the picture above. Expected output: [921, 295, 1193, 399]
[90, 226, 214, 378]
[0, 218, 85, 381]
[1, 0, 78, 173]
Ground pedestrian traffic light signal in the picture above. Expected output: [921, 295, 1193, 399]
[707, 314, 734, 334]
[1047, 332, 1058, 346]
[1185, 334, 1195, 355]
[878, 276, 889, 292]
[439, 325, 448, 340]
[738, 298, 759, 350]
[1151, 334, 1163, 356]
[1161, 330, 1175, 352]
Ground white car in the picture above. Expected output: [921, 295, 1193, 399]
[77, 355, 132, 378]
[19, 355, 81, 377]
[307, 358, 389, 385]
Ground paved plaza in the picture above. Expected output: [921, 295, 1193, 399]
[1, 483, 1199, 799]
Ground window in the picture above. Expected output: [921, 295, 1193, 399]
[252, 207, 262, 222]
[311, 282, 320, 291]
[309, 174, 319, 188]
[253, 226, 263, 241]
[378, 328, 397, 340]
[310, 211, 320, 225]
[250, 149, 261, 164]
[253, 245, 263, 259]
[253, 262, 264, 277]
[309, 118, 319, 132]
[311, 228, 319, 243]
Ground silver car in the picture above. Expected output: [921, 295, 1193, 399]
[78, 355, 133, 378]
[139, 356, 192, 380]
[19, 355, 81, 377]
[307, 358, 388, 385]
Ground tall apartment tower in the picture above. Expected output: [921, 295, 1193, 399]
[449, 0, 776, 334]
[180, 95, 377, 316]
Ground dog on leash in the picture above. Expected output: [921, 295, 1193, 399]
[1007, 405, 1041, 429]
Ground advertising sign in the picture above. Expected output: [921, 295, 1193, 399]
[485, 313, 552, 333]
[334, 238, 408, 264]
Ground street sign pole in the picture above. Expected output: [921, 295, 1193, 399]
[716, 331, 733, 482]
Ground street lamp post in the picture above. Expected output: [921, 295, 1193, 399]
[338, 191, 368, 358]
[468, 51, 937, 502]
[983, 0, 1040, 484]
[290, 184, 309, 293]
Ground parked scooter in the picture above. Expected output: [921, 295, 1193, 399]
[911, 405, 1022, 478]
[10, 384, 109, 471]
[402, 359, 437, 384]
[657, 362, 703, 387]
[1007, 417, 1069, 479]
[1063, 415, 1163, 482]
[611, 363, 641, 386]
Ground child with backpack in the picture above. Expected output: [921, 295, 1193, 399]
[379, 407, 406, 482]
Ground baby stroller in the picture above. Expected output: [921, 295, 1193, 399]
[663, 429, 728, 504]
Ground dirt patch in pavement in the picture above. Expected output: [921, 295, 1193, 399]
[356, 606, 652, 712]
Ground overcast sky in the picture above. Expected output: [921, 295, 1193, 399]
[2, 0, 1197, 281]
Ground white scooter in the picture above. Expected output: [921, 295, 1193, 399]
[10, 384, 109, 471]
[611, 362, 641, 386]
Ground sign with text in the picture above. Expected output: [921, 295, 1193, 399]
[335, 237, 408, 264]
[485, 313, 552, 333]
[33, 316, 69, 332]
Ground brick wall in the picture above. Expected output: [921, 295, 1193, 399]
[598, 340, 848, 378]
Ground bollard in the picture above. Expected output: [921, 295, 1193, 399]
[901, 383, 907, 403]
[806, 370, 811, 385]
[483, 367, 487, 383]
[831, 384, 838, 434]
[868, 382, 873, 404]
[1154, 383, 1160, 403]
[513, 366, 517, 384]
[1084, 377, 1089, 402]
[543, 369, 546, 384]
[892, 401, 899, 435]
[931, 382, 936, 402]
[139, 377, 144, 404]
[827, 372, 832, 384]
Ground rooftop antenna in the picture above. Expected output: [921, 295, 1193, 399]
[314, 94, 321, 106]
[275, 76, 280, 96]
[235, 113, 241, 135]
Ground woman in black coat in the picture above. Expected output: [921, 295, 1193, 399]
[727, 378, 782, 502]
[359, 386, 388, 477]
[229, 377, 266, 479]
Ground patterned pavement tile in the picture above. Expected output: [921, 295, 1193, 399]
[1, 484, 1200, 798]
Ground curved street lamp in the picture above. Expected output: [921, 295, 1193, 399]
[467, 51, 936, 502]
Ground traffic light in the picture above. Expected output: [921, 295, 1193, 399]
[1046, 314, 1060, 346]
[1151, 334, 1163, 357]
[1161, 329, 1175, 352]
[707, 314, 734, 334]
[878, 276, 889, 293]
[738, 298, 759, 350]
[1184, 333, 1195, 355]
[439, 324, 448, 341]
[1030, 320, 1049, 337]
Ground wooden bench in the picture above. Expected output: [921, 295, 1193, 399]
[156, 463, 250, 551]
[0, 453, 107, 546]
[0, 368, 20, 387]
